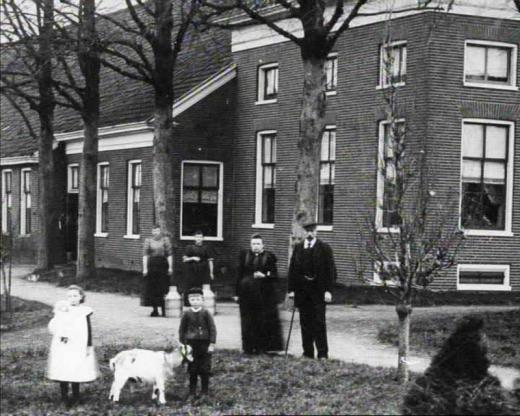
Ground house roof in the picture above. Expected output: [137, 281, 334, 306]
[1, 3, 231, 158]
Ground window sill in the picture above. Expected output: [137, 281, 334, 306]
[376, 226, 400, 234]
[376, 82, 405, 90]
[94, 232, 109, 238]
[67, 189, 79, 194]
[252, 223, 275, 229]
[19, 234, 32, 238]
[123, 234, 141, 239]
[317, 225, 333, 232]
[463, 230, 514, 237]
[325, 90, 337, 96]
[255, 99, 277, 105]
[463, 82, 518, 91]
[181, 236, 223, 242]
[457, 284, 511, 291]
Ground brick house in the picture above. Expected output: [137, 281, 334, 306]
[1, 2, 519, 291]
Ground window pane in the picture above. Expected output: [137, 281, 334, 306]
[263, 136, 272, 163]
[463, 124, 484, 158]
[462, 160, 482, 182]
[466, 45, 486, 77]
[183, 164, 199, 187]
[462, 182, 505, 230]
[459, 271, 504, 285]
[329, 131, 336, 160]
[488, 48, 509, 79]
[330, 163, 335, 185]
[133, 164, 141, 187]
[486, 126, 507, 159]
[320, 163, 330, 184]
[183, 189, 199, 203]
[265, 68, 277, 96]
[321, 133, 330, 160]
[483, 161, 505, 184]
[264, 166, 273, 187]
[262, 188, 275, 223]
[271, 136, 277, 163]
[201, 190, 218, 204]
[400, 46, 407, 76]
[202, 166, 218, 188]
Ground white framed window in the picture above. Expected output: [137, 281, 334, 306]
[460, 119, 514, 237]
[181, 161, 223, 241]
[20, 168, 32, 235]
[256, 63, 278, 104]
[67, 164, 79, 193]
[464, 40, 518, 91]
[376, 120, 405, 232]
[457, 264, 511, 291]
[254, 131, 277, 228]
[125, 160, 141, 239]
[95, 162, 109, 237]
[373, 260, 400, 286]
[378, 40, 407, 88]
[1, 170, 13, 234]
[325, 53, 338, 95]
[318, 126, 335, 228]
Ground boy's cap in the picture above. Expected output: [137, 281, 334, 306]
[187, 287, 203, 296]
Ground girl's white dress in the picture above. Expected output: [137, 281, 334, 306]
[46, 305, 99, 382]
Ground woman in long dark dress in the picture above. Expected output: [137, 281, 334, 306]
[236, 234, 283, 354]
[182, 230, 214, 306]
[141, 224, 173, 317]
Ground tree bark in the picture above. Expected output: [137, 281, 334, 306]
[396, 302, 412, 383]
[76, 0, 100, 279]
[36, 0, 56, 271]
[291, 56, 327, 240]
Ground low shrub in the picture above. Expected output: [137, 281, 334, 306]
[0, 295, 53, 332]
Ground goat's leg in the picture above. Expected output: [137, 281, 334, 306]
[157, 379, 166, 404]
[109, 375, 127, 402]
[151, 382, 158, 400]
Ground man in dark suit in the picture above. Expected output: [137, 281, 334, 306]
[288, 219, 335, 359]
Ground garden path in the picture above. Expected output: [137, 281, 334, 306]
[3, 264, 519, 390]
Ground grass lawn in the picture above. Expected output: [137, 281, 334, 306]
[378, 309, 520, 368]
[0, 295, 53, 332]
[0, 344, 414, 416]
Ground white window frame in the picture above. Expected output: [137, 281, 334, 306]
[253, 130, 276, 229]
[67, 163, 79, 193]
[316, 125, 336, 232]
[325, 53, 338, 96]
[256, 62, 279, 105]
[377, 40, 407, 89]
[376, 119, 405, 233]
[125, 160, 142, 239]
[373, 260, 400, 286]
[459, 119, 514, 237]
[1, 169, 13, 234]
[95, 162, 109, 237]
[20, 168, 32, 236]
[180, 160, 224, 241]
[457, 264, 511, 291]
[463, 40, 518, 91]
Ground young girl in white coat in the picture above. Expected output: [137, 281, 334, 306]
[47, 285, 99, 405]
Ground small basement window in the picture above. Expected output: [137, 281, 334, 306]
[457, 264, 511, 291]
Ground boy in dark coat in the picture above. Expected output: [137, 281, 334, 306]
[179, 287, 217, 397]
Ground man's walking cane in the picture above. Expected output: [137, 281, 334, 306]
[285, 301, 296, 357]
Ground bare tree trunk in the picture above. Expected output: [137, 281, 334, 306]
[291, 56, 327, 240]
[36, 0, 55, 271]
[396, 302, 412, 383]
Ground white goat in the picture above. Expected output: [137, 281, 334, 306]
[109, 344, 193, 404]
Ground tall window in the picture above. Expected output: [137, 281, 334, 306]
[20, 168, 32, 235]
[319, 128, 335, 225]
[1, 170, 13, 233]
[379, 41, 407, 87]
[255, 131, 277, 226]
[377, 121, 405, 230]
[182, 162, 223, 239]
[465, 41, 517, 88]
[461, 121, 512, 232]
[126, 161, 141, 237]
[257, 63, 278, 103]
[325, 54, 338, 93]
[68, 164, 79, 193]
[96, 163, 109, 235]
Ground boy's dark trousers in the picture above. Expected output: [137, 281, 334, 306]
[60, 382, 80, 404]
[188, 340, 211, 395]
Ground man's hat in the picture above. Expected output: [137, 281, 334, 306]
[187, 287, 203, 296]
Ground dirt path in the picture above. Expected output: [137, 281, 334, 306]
[2, 265, 519, 389]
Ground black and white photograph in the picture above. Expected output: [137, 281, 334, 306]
[1, 0, 519, 414]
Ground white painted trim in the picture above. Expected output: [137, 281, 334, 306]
[459, 119, 515, 236]
[252, 223, 275, 229]
[96, 162, 109, 235]
[0, 156, 39, 166]
[65, 130, 154, 155]
[375, 119, 405, 232]
[255, 130, 277, 227]
[317, 225, 333, 232]
[257, 63, 279, 104]
[126, 160, 142, 238]
[67, 163, 79, 194]
[317, 125, 336, 228]
[180, 160, 224, 241]
[230, 3, 517, 52]
[325, 53, 338, 93]
[457, 264, 511, 291]
[463, 40, 518, 90]
[123, 234, 141, 240]
[325, 90, 337, 96]
[172, 64, 237, 118]
[55, 121, 151, 142]
[1, 169, 13, 233]
[19, 167, 32, 236]
[378, 40, 407, 89]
